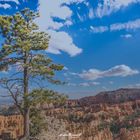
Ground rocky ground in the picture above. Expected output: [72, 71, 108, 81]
[38, 116, 68, 140]
[39, 88, 140, 140]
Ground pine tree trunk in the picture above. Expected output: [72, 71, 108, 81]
[23, 52, 30, 139]
[23, 109, 30, 140]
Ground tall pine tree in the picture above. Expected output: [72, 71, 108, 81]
[0, 9, 66, 139]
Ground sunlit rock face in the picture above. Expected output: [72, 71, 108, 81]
[0, 115, 24, 139]
[42, 88, 140, 140]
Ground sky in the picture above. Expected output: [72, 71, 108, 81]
[0, 0, 140, 99]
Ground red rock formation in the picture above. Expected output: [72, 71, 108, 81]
[44, 98, 140, 139]
[0, 115, 24, 139]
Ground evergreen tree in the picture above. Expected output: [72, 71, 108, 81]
[0, 9, 66, 139]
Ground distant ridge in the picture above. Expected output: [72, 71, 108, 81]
[70, 88, 140, 106]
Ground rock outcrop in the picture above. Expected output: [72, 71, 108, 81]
[0, 115, 24, 139]
[43, 88, 140, 140]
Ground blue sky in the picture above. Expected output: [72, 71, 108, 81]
[0, 0, 140, 99]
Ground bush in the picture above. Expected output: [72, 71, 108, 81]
[30, 108, 47, 137]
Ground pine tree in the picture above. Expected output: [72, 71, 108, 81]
[0, 9, 66, 139]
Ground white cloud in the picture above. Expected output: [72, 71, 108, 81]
[67, 83, 77, 86]
[0, 3, 11, 9]
[47, 30, 82, 56]
[79, 82, 90, 87]
[127, 83, 140, 88]
[64, 20, 73, 26]
[63, 66, 69, 71]
[89, 8, 94, 19]
[36, 0, 83, 57]
[69, 72, 78, 76]
[110, 19, 140, 31]
[77, 65, 139, 80]
[65, 0, 85, 4]
[36, 0, 72, 30]
[2, 0, 19, 4]
[79, 82, 100, 87]
[121, 34, 133, 38]
[90, 26, 109, 33]
[67, 82, 100, 87]
[90, 19, 140, 34]
[91, 0, 140, 18]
